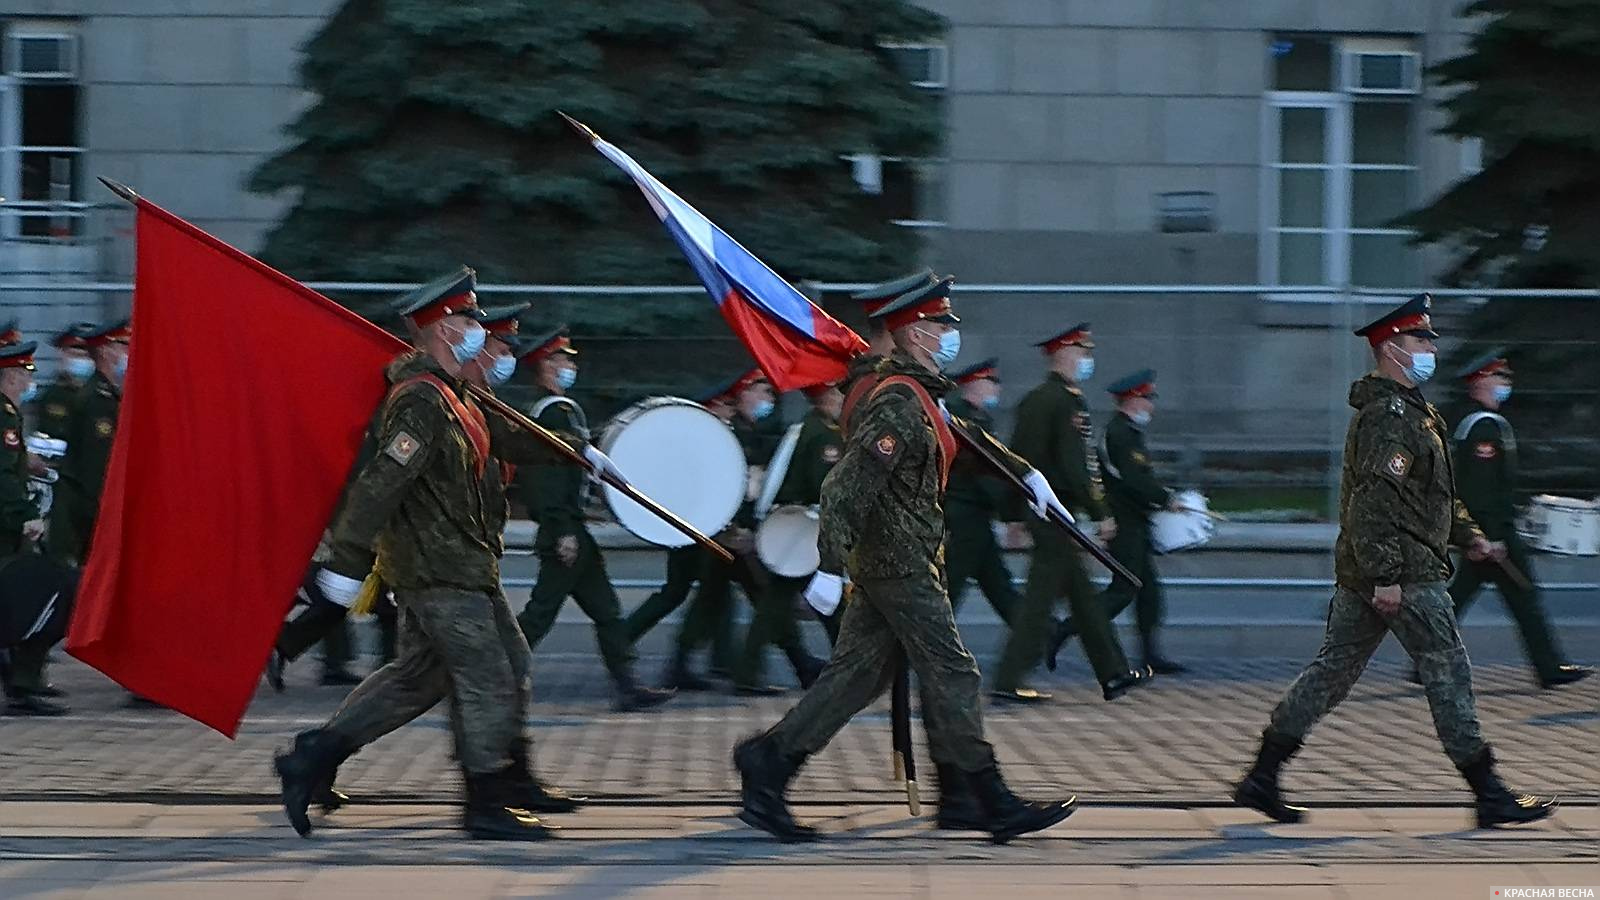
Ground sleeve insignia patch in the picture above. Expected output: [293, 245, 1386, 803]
[95, 419, 114, 437]
[1383, 448, 1413, 478]
[1475, 442, 1497, 460]
[873, 432, 899, 462]
[822, 444, 841, 463]
[385, 431, 422, 466]
[1131, 451, 1147, 464]
[3, 429, 18, 448]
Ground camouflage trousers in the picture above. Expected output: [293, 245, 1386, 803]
[1269, 582, 1487, 766]
[324, 587, 534, 774]
[767, 564, 995, 772]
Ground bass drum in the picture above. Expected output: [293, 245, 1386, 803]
[756, 505, 821, 578]
[599, 397, 746, 548]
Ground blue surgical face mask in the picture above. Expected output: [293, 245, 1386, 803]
[981, 394, 1001, 410]
[65, 357, 95, 380]
[487, 353, 517, 387]
[451, 322, 487, 365]
[752, 399, 775, 420]
[1390, 345, 1435, 384]
[1129, 409, 1152, 428]
[19, 382, 37, 404]
[1491, 384, 1513, 405]
[555, 366, 578, 390]
[917, 327, 961, 369]
[1074, 356, 1096, 382]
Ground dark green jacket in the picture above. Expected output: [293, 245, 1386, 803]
[1451, 403, 1517, 543]
[1333, 374, 1483, 593]
[35, 378, 82, 441]
[1101, 412, 1171, 532]
[942, 395, 1008, 520]
[518, 388, 590, 552]
[60, 371, 120, 518]
[774, 409, 842, 507]
[730, 411, 777, 529]
[1010, 371, 1107, 521]
[0, 395, 38, 555]
[327, 352, 578, 592]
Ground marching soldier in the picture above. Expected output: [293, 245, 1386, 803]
[1055, 370, 1186, 675]
[942, 358, 1020, 626]
[999, 324, 1145, 703]
[734, 280, 1078, 843]
[0, 341, 64, 717]
[1234, 294, 1556, 830]
[36, 323, 94, 442]
[50, 320, 130, 567]
[768, 380, 846, 644]
[1446, 349, 1589, 688]
[513, 326, 673, 713]
[275, 270, 618, 841]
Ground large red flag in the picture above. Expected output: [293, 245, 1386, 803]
[66, 195, 405, 736]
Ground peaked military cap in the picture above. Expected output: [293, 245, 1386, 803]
[0, 319, 21, 347]
[52, 322, 93, 350]
[1107, 369, 1157, 399]
[872, 277, 958, 331]
[0, 340, 38, 370]
[81, 319, 132, 348]
[477, 302, 530, 338]
[949, 357, 1000, 385]
[851, 269, 937, 315]
[1037, 323, 1094, 354]
[393, 267, 478, 328]
[1354, 292, 1438, 346]
[1455, 346, 1513, 381]
[516, 325, 577, 363]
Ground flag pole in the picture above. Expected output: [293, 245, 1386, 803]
[98, 176, 140, 205]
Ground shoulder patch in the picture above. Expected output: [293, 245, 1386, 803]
[1475, 441, 1497, 460]
[1380, 446, 1413, 481]
[3, 428, 18, 448]
[872, 431, 901, 464]
[94, 419, 114, 438]
[385, 430, 423, 466]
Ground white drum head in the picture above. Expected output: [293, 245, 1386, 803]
[601, 398, 746, 547]
[757, 505, 821, 578]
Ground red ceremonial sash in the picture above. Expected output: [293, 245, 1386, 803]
[390, 373, 491, 479]
[869, 375, 958, 488]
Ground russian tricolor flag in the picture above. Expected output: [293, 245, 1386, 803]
[571, 116, 867, 391]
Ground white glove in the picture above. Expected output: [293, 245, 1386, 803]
[1022, 469, 1074, 523]
[316, 569, 365, 609]
[583, 444, 624, 483]
[937, 398, 952, 421]
[803, 571, 845, 616]
[21, 519, 46, 542]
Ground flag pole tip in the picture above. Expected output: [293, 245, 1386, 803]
[556, 111, 600, 142]
[98, 177, 140, 204]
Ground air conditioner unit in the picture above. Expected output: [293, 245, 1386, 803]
[6, 33, 78, 79]
[879, 42, 948, 89]
[1343, 51, 1420, 95]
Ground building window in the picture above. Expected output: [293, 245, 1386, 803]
[1262, 35, 1420, 295]
[1, 22, 85, 241]
[879, 41, 947, 90]
[847, 154, 945, 228]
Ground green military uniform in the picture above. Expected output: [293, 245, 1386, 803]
[35, 379, 81, 445]
[999, 329, 1132, 694]
[769, 402, 845, 644]
[1445, 350, 1585, 687]
[50, 367, 121, 565]
[942, 362, 1020, 626]
[1, 342, 60, 713]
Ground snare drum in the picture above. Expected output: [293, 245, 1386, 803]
[599, 397, 747, 547]
[1523, 495, 1600, 556]
[1150, 489, 1214, 554]
[756, 505, 821, 578]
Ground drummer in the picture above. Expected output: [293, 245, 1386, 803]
[512, 326, 673, 713]
[768, 380, 846, 644]
[1062, 370, 1185, 675]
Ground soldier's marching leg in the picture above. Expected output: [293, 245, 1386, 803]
[1132, 541, 1183, 675]
[736, 560, 824, 693]
[1494, 542, 1585, 687]
[487, 587, 586, 813]
[319, 619, 361, 686]
[516, 546, 579, 652]
[993, 523, 1064, 702]
[625, 544, 699, 642]
[568, 531, 672, 712]
[971, 522, 1021, 625]
[943, 518, 982, 614]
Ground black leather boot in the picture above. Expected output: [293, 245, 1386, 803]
[1141, 635, 1187, 675]
[1233, 730, 1306, 824]
[664, 655, 713, 691]
[461, 769, 558, 841]
[508, 738, 587, 813]
[733, 733, 819, 842]
[968, 763, 1077, 844]
[274, 729, 358, 837]
[615, 672, 675, 712]
[1458, 748, 1557, 828]
[934, 764, 986, 831]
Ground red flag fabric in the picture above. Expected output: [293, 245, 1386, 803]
[66, 197, 406, 736]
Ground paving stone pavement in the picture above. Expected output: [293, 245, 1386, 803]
[1, 654, 1595, 807]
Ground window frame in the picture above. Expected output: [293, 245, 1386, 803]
[878, 41, 949, 90]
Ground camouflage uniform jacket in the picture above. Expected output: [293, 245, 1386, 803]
[818, 352, 1029, 579]
[1010, 371, 1107, 521]
[1101, 412, 1171, 532]
[1333, 374, 1483, 594]
[0, 395, 38, 555]
[1451, 402, 1517, 543]
[326, 352, 579, 592]
[773, 409, 841, 507]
